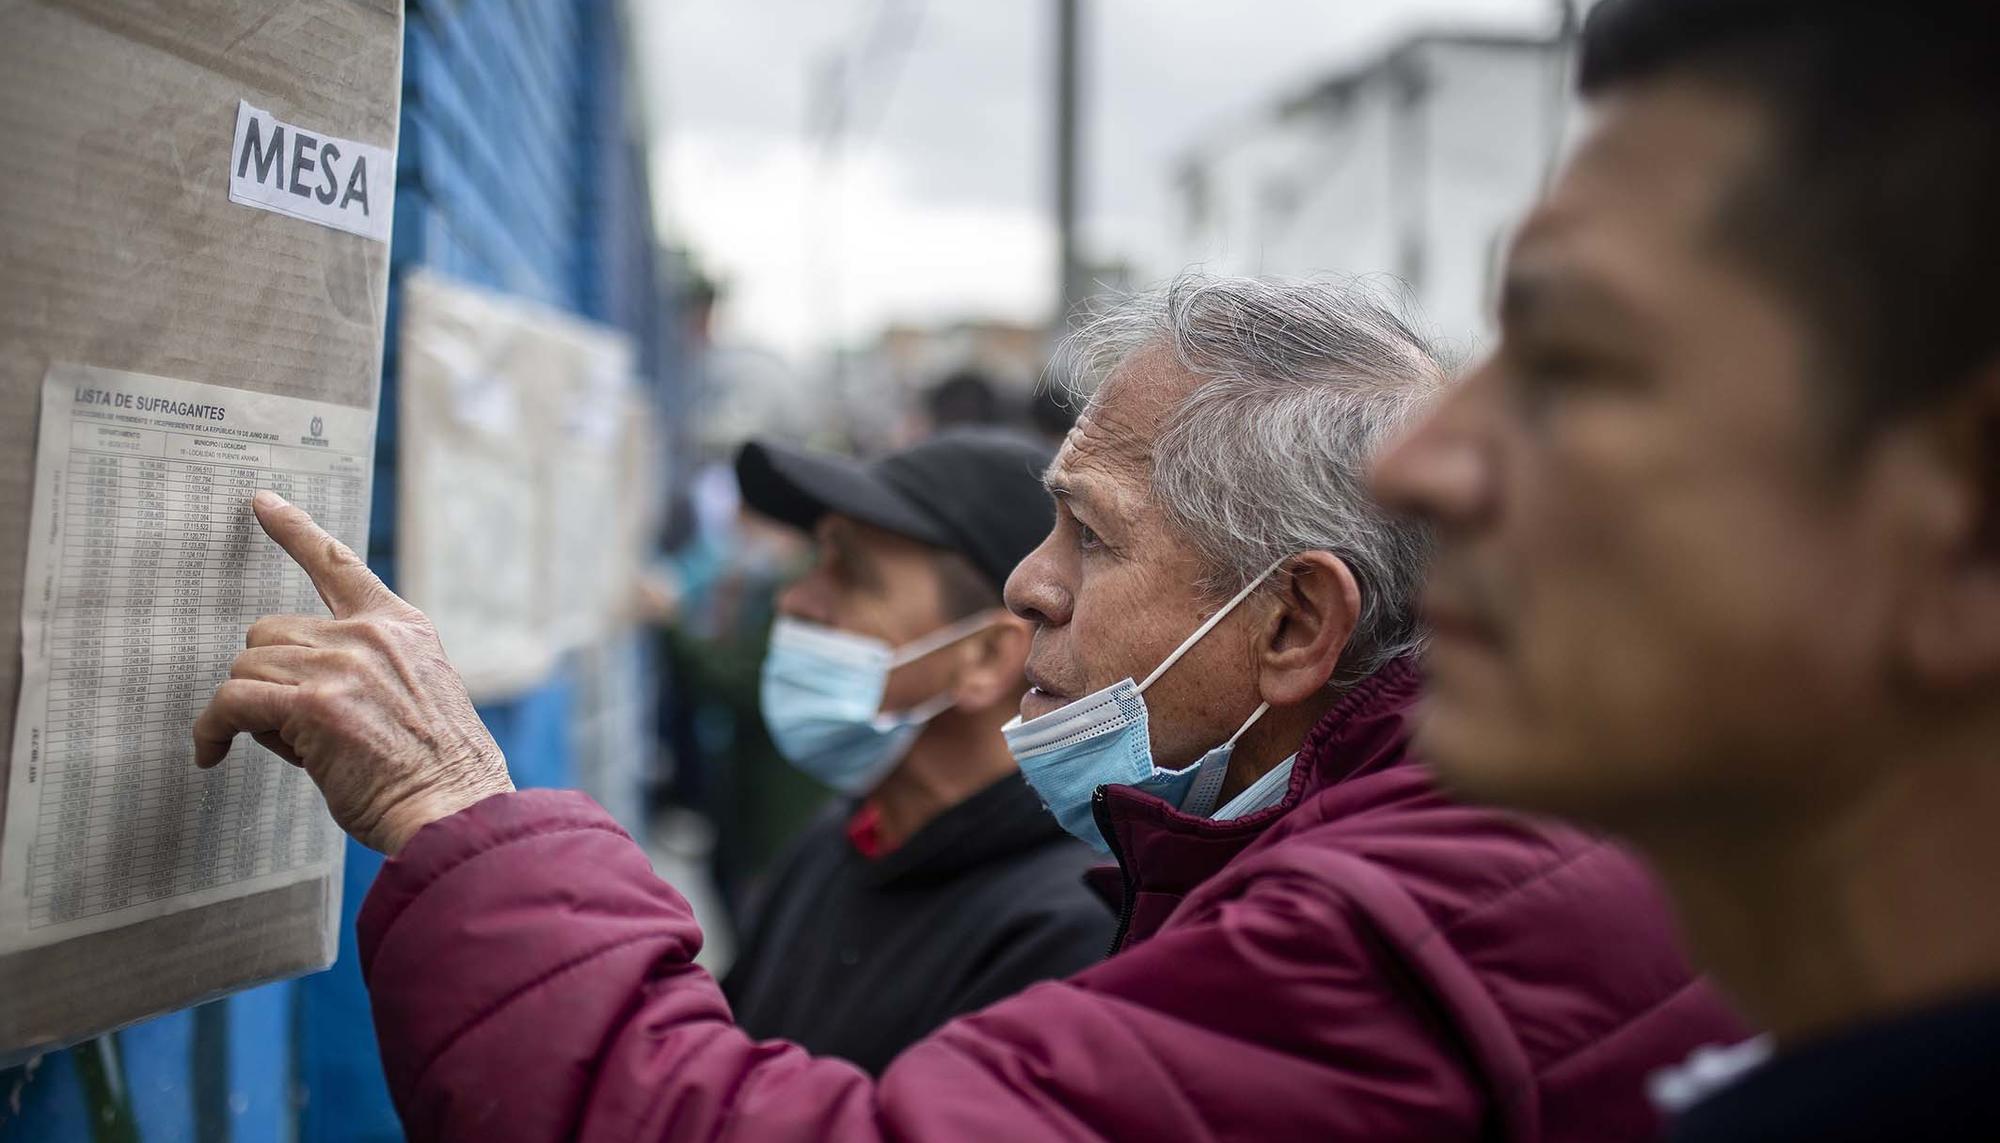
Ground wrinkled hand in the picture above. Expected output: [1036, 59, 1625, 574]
[193, 491, 514, 854]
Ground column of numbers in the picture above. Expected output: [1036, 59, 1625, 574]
[147, 461, 220, 900]
[183, 466, 251, 891]
[36, 454, 122, 922]
[93, 456, 170, 911]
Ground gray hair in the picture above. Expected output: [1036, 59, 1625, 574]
[1055, 274, 1444, 688]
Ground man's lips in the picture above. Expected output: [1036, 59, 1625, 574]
[1023, 665, 1071, 704]
[1020, 664, 1076, 721]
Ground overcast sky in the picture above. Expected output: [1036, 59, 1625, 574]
[631, 0, 1557, 362]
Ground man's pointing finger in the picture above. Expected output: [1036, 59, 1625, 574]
[252, 491, 390, 619]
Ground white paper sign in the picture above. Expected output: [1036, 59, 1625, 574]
[228, 100, 392, 242]
[0, 364, 374, 954]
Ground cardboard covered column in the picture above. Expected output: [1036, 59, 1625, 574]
[0, 0, 401, 1060]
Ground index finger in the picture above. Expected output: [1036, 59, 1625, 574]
[252, 491, 391, 619]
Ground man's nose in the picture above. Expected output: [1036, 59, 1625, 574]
[1004, 533, 1070, 628]
[1371, 377, 1492, 530]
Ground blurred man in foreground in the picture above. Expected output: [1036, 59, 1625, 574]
[195, 276, 1742, 1141]
[723, 428, 1110, 1073]
[1374, 1, 1999, 1138]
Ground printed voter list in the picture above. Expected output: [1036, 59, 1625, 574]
[0, 363, 376, 954]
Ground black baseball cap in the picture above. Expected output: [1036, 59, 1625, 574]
[735, 427, 1057, 594]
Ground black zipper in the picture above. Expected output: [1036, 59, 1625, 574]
[1094, 786, 1137, 956]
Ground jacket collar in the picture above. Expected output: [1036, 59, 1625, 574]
[1272, 656, 1423, 807]
[1089, 658, 1423, 907]
[865, 770, 1072, 888]
[1099, 657, 1421, 838]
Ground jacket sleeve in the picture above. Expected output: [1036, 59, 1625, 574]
[358, 790, 1482, 1142]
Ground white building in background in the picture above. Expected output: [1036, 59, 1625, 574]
[1173, 31, 1571, 360]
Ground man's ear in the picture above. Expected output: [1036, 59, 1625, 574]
[1254, 551, 1361, 707]
[1896, 363, 2000, 688]
[949, 613, 1034, 712]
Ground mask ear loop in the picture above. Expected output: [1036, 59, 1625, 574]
[887, 608, 1005, 668]
[1176, 695, 1272, 811]
[1137, 555, 1292, 694]
[880, 609, 1007, 720]
[1183, 699, 1272, 817]
[878, 688, 959, 727]
[1227, 700, 1271, 744]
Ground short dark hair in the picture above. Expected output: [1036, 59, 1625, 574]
[1579, 0, 1999, 436]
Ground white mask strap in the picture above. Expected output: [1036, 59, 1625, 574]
[1180, 701, 1271, 818]
[1227, 701, 1271, 746]
[883, 688, 958, 724]
[888, 608, 1004, 668]
[1138, 555, 1292, 693]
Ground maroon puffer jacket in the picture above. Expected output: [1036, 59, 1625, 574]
[358, 660, 1746, 1141]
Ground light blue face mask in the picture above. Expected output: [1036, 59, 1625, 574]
[1002, 557, 1287, 853]
[760, 612, 998, 795]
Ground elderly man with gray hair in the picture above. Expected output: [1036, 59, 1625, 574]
[197, 275, 1743, 1141]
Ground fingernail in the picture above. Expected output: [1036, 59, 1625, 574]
[254, 490, 287, 510]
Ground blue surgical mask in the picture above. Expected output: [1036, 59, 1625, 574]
[761, 612, 997, 795]
[1002, 558, 1286, 853]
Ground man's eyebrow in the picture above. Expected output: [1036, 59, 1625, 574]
[1499, 265, 1641, 337]
[1041, 467, 1097, 511]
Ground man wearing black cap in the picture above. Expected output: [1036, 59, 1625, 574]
[719, 427, 1112, 1074]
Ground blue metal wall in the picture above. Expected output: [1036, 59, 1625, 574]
[310, 0, 668, 1137]
[7, 988, 297, 1142]
[6, 1, 670, 1137]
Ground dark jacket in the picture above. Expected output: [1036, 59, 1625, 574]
[358, 659, 1747, 1141]
[721, 772, 1112, 1073]
[1667, 993, 2000, 1142]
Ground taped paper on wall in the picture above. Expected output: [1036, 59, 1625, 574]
[538, 330, 638, 650]
[397, 270, 641, 699]
[397, 275, 553, 697]
[0, 363, 373, 955]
